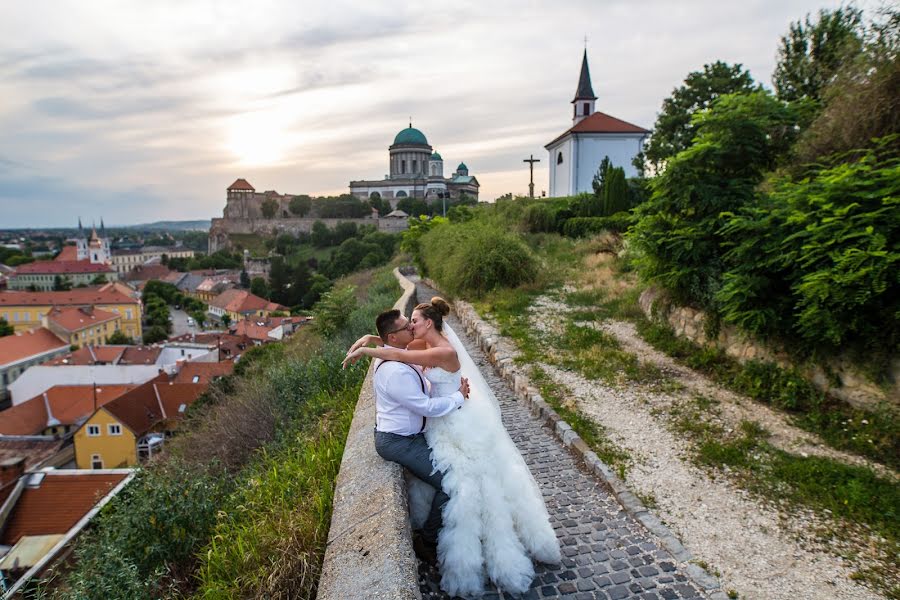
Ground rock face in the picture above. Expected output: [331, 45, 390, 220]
[639, 287, 899, 411]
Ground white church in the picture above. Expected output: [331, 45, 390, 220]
[545, 51, 649, 197]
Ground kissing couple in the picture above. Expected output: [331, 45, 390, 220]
[343, 297, 560, 597]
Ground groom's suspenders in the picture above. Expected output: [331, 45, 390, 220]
[375, 360, 428, 433]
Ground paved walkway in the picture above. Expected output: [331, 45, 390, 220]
[415, 281, 708, 600]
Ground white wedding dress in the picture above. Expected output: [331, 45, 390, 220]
[407, 324, 560, 597]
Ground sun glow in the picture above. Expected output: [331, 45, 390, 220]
[225, 109, 293, 167]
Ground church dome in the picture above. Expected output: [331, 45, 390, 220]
[430, 151, 442, 160]
[457, 162, 468, 171]
[393, 126, 429, 146]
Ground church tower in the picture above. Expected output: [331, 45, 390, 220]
[572, 50, 597, 125]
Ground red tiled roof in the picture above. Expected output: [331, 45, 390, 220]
[227, 178, 255, 191]
[0, 439, 66, 472]
[230, 319, 277, 342]
[546, 111, 650, 148]
[46, 306, 120, 333]
[0, 329, 68, 366]
[173, 361, 234, 384]
[1, 472, 128, 545]
[54, 246, 79, 261]
[13, 260, 113, 275]
[210, 289, 285, 314]
[118, 346, 161, 365]
[0, 385, 135, 435]
[48, 346, 123, 366]
[0, 285, 139, 307]
[101, 376, 205, 436]
[123, 264, 173, 282]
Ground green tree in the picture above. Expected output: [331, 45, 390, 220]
[644, 61, 758, 171]
[368, 193, 391, 216]
[142, 325, 168, 344]
[91, 274, 108, 285]
[773, 6, 864, 104]
[397, 197, 429, 218]
[261, 198, 278, 219]
[239, 269, 250, 289]
[250, 277, 269, 299]
[0, 318, 13, 337]
[310, 221, 332, 247]
[53, 275, 72, 291]
[288, 194, 312, 217]
[107, 330, 132, 345]
[221, 314, 231, 327]
[600, 166, 629, 216]
[630, 90, 801, 310]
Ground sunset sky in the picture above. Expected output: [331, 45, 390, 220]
[1, 0, 859, 227]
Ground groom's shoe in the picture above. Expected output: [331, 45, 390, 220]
[412, 533, 438, 567]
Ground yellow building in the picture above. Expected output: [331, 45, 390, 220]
[0, 284, 142, 341]
[43, 306, 122, 348]
[74, 377, 206, 469]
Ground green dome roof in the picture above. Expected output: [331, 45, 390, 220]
[393, 127, 428, 146]
[430, 152, 442, 160]
[457, 162, 468, 171]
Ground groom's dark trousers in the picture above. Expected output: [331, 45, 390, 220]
[374, 430, 449, 545]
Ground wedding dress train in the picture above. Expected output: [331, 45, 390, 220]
[407, 323, 560, 597]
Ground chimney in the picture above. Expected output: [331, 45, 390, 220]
[0, 457, 26, 488]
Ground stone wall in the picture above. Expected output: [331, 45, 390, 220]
[317, 269, 421, 600]
[639, 287, 899, 411]
[208, 216, 408, 252]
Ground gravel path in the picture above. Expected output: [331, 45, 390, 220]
[414, 280, 709, 600]
[514, 292, 887, 600]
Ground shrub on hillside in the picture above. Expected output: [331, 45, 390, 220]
[521, 203, 558, 233]
[716, 135, 900, 358]
[562, 213, 633, 238]
[419, 222, 537, 295]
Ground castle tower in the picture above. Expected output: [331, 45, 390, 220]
[76, 218, 88, 260]
[572, 49, 597, 125]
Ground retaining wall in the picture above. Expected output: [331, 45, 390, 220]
[317, 268, 421, 600]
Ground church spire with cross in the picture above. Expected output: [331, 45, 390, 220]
[572, 49, 597, 125]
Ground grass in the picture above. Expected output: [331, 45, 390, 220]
[228, 233, 269, 256]
[556, 320, 663, 385]
[530, 366, 631, 479]
[636, 318, 899, 470]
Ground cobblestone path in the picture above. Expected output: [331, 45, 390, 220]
[415, 281, 708, 600]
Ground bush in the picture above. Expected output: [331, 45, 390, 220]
[561, 212, 633, 238]
[716, 135, 900, 357]
[50, 461, 232, 599]
[521, 203, 557, 233]
[419, 222, 537, 295]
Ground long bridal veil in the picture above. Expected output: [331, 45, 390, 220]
[408, 323, 560, 597]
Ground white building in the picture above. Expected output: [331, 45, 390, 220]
[545, 51, 649, 197]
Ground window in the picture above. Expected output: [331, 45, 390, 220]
[401, 159, 406, 174]
[412, 159, 417, 173]
[583, 102, 589, 115]
[87, 424, 101, 436]
[125, 310, 132, 319]
[557, 152, 564, 165]
[192, 375, 200, 383]
[108, 424, 122, 435]
[91, 454, 103, 469]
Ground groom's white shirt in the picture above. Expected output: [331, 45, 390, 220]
[374, 357, 464, 435]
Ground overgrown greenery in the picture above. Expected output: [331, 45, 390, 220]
[33, 268, 401, 599]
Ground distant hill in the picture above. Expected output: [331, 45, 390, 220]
[127, 220, 211, 231]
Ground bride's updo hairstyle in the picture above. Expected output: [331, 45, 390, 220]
[414, 296, 450, 332]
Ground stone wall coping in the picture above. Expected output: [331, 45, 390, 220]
[317, 268, 420, 600]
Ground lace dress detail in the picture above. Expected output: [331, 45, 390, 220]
[410, 356, 560, 597]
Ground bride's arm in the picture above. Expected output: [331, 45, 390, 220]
[347, 334, 383, 354]
[343, 344, 456, 369]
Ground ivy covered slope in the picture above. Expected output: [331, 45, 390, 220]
[32, 268, 401, 600]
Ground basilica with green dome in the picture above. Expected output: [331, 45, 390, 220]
[349, 124, 479, 207]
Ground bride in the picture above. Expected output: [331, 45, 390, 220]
[344, 297, 560, 596]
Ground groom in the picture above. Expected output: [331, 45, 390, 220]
[370, 308, 469, 564]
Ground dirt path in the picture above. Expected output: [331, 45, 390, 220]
[482, 291, 888, 600]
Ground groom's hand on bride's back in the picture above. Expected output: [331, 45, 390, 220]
[459, 377, 470, 399]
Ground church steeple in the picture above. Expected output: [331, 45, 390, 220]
[572, 49, 597, 125]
